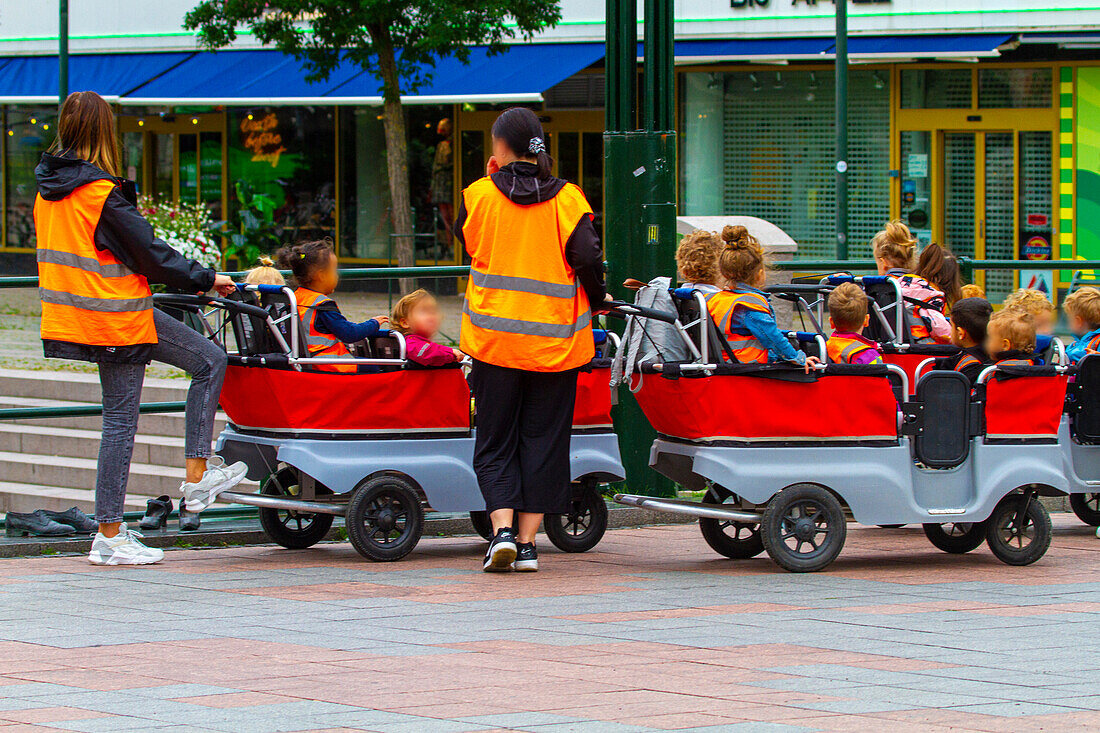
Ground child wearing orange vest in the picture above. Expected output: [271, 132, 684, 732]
[985, 308, 1038, 367]
[1064, 287, 1100, 364]
[277, 239, 389, 373]
[826, 283, 883, 364]
[933, 297, 992, 383]
[706, 226, 821, 372]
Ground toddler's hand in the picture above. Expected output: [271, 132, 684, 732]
[452, 348, 465, 361]
[804, 356, 822, 374]
[372, 316, 390, 326]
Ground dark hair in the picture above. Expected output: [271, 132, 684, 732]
[491, 107, 553, 178]
[276, 238, 334, 285]
[915, 243, 962, 307]
[950, 297, 994, 344]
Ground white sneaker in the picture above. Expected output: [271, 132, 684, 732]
[88, 524, 164, 565]
[181, 456, 248, 512]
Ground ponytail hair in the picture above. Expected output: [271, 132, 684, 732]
[276, 238, 334, 285]
[491, 107, 554, 178]
[914, 242, 962, 307]
[872, 220, 917, 270]
[717, 225, 765, 285]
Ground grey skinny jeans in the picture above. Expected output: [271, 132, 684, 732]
[95, 309, 228, 523]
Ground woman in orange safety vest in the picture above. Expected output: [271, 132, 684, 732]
[34, 92, 243, 565]
[455, 107, 606, 573]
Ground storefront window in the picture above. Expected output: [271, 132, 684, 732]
[4, 106, 57, 248]
[679, 69, 890, 259]
[229, 107, 335, 247]
[900, 69, 972, 109]
[979, 68, 1052, 109]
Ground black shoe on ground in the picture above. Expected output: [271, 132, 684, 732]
[483, 528, 517, 572]
[37, 507, 97, 533]
[514, 542, 538, 572]
[138, 495, 173, 531]
[178, 506, 201, 532]
[4, 512, 75, 537]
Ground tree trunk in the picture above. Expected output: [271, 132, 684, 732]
[372, 25, 415, 293]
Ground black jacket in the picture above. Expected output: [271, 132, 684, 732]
[453, 162, 606, 307]
[934, 345, 990, 384]
[35, 153, 217, 363]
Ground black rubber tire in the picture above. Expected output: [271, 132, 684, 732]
[544, 483, 609, 553]
[699, 486, 765, 559]
[985, 494, 1052, 567]
[761, 484, 846, 573]
[1070, 493, 1100, 526]
[876, 524, 907, 529]
[922, 522, 986, 554]
[346, 475, 424, 562]
[469, 511, 494, 542]
[258, 467, 335, 550]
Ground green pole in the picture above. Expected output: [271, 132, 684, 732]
[605, 0, 636, 132]
[835, 0, 848, 259]
[58, 0, 69, 105]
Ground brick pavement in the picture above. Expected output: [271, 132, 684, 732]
[0, 517, 1099, 732]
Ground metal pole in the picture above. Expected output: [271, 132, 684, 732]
[58, 0, 69, 105]
[835, 0, 848, 259]
[605, 0, 636, 132]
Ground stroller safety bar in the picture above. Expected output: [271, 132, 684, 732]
[614, 494, 763, 523]
[977, 363, 1072, 384]
[219, 490, 347, 516]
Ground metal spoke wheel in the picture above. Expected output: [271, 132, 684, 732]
[985, 492, 1052, 566]
[346, 475, 424, 562]
[923, 521, 986, 554]
[699, 485, 764, 559]
[1070, 493, 1100, 526]
[761, 484, 846, 573]
[258, 466, 335, 549]
[544, 482, 609, 553]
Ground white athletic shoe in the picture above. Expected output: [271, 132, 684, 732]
[88, 524, 164, 565]
[181, 456, 248, 512]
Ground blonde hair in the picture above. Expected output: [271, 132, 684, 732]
[717, 225, 764, 285]
[872, 220, 917, 270]
[391, 288, 435, 334]
[51, 91, 120, 177]
[1003, 288, 1055, 318]
[1064, 286, 1100, 328]
[989, 308, 1036, 354]
[244, 256, 285, 286]
[676, 230, 722, 285]
[960, 283, 986, 300]
[828, 282, 869, 332]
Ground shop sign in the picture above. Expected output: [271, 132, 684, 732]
[239, 113, 287, 168]
[730, 0, 891, 9]
[906, 153, 928, 179]
[1021, 213, 1052, 261]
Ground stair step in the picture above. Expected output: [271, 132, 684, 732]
[0, 367, 190, 404]
[0, 397, 227, 437]
[0, 423, 184, 466]
[0, 482, 146, 515]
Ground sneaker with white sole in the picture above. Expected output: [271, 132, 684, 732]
[88, 524, 164, 566]
[514, 542, 538, 572]
[483, 528, 517, 572]
[181, 456, 248, 512]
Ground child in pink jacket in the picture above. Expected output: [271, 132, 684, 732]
[391, 289, 464, 366]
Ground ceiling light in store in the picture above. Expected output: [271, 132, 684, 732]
[29, 117, 36, 124]
[5, 130, 11, 137]
[42, 124, 48, 130]
[138, 119, 145, 126]
[191, 117, 199, 125]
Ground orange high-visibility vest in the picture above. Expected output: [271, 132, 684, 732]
[827, 334, 882, 364]
[295, 287, 356, 374]
[459, 178, 595, 372]
[34, 180, 156, 348]
[1089, 333, 1100, 352]
[706, 289, 773, 363]
[956, 353, 983, 373]
[996, 357, 1038, 367]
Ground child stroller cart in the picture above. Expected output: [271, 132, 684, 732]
[607, 291, 1071, 572]
[1061, 355, 1100, 525]
[154, 286, 623, 562]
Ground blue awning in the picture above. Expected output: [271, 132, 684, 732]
[0, 52, 194, 102]
[672, 38, 834, 62]
[124, 43, 606, 105]
[839, 34, 1013, 59]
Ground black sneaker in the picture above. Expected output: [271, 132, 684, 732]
[514, 542, 538, 572]
[483, 528, 517, 572]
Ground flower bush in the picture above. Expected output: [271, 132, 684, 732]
[137, 196, 222, 269]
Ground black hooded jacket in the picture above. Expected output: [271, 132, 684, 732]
[453, 162, 606, 306]
[35, 153, 217, 362]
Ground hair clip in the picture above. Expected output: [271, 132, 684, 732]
[528, 136, 545, 155]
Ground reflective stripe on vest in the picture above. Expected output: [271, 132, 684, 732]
[1089, 333, 1100, 351]
[997, 358, 1037, 367]
[459, 178, 596, 372]
[707, 289, 772, 363]
[34, 180, 156, 348]
[956, 354, 982, 372]
[295, 288, 356, 374]
[827, 335, 877, 364]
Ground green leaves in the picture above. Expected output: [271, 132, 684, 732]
[226, 181, 282, 267]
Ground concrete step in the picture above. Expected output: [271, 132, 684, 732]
[0, 423, 185, 466]
[0, 397, 227, 437]
[0, 367, 191, 404]
[0, 450, 188, 499]
[0, 481, 147, 515]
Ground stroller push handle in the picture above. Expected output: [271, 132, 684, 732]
[599, 300, 678, 324]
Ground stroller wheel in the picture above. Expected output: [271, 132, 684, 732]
[258, 467, 335, 550]
[923, 522, 986, 554]
[545, 482, 608, 553]
[1070, 493, 1100, 526]
[347, 475, 424, 562]
[761, 484, 846, 573]
[468, 511, 495, 542]
[699, 486, 764, 560]
[985, 493, 1052, 566]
